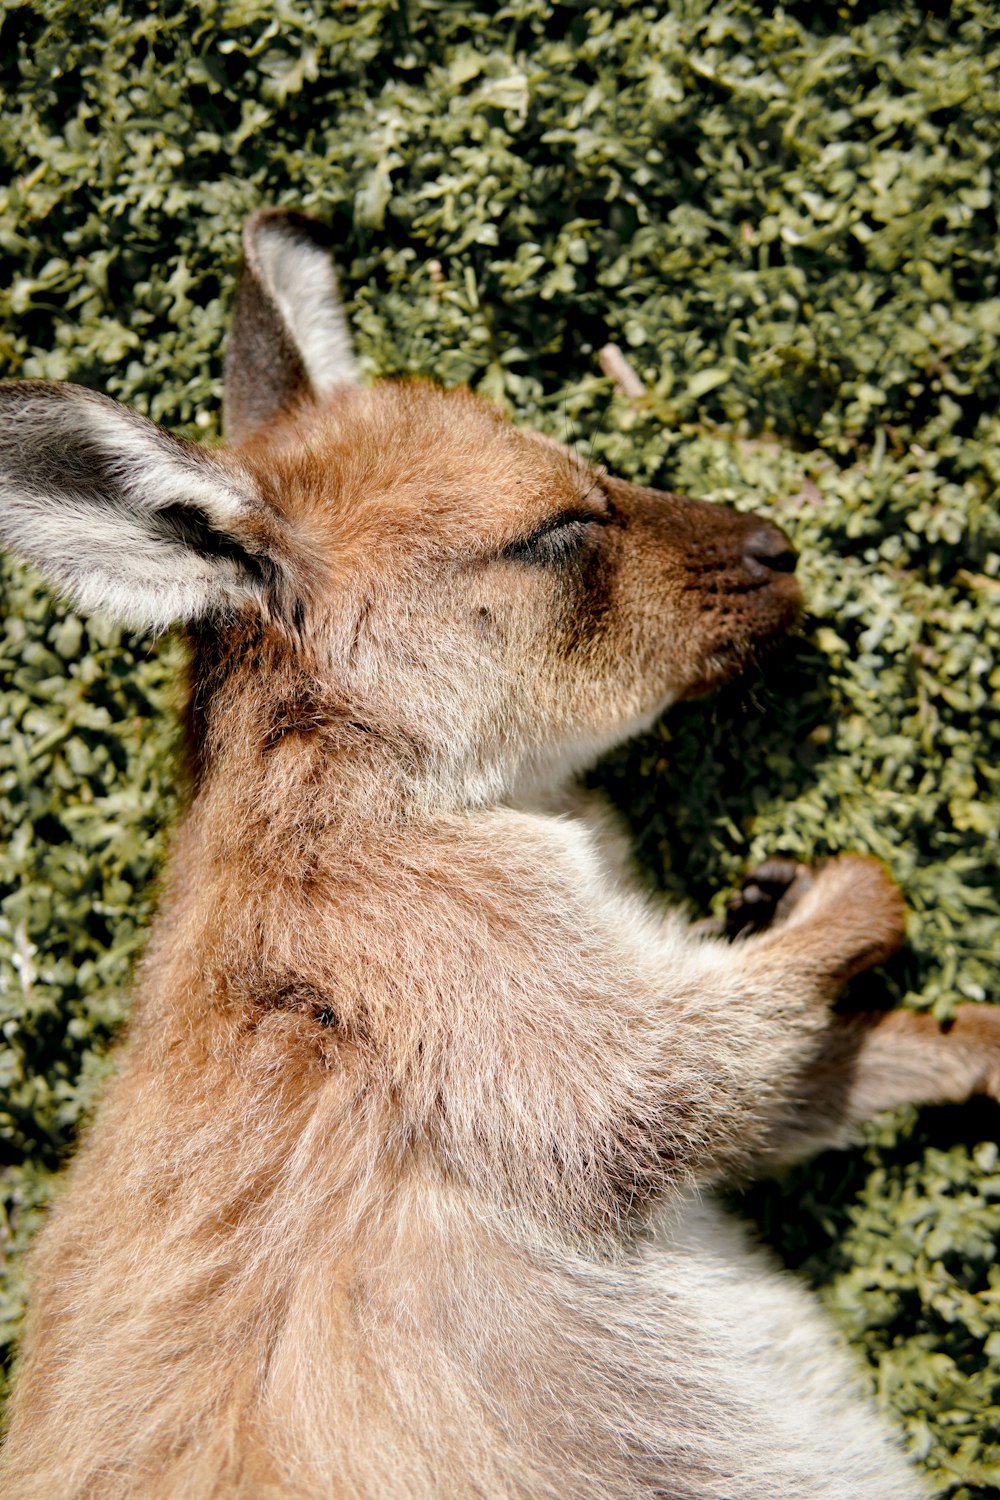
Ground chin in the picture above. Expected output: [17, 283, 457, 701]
[679, 625, 795, 701]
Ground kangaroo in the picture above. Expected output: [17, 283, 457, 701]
[0, 207, 998, 1500]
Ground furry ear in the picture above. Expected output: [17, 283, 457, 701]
[0, 380, 286, 631]
[223, 207, 359, 443]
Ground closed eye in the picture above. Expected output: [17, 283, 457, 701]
[501, 510, 611, 567]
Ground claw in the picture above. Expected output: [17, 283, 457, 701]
[726, 856, 813, 940]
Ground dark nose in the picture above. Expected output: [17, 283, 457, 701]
[743, 522, 797, 577]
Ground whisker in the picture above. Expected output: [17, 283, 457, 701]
[586, 389, 616, 470]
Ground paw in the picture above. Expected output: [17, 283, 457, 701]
[728, 853, 906, 982]
[951, 1004, 1000, 1102]
[726, 857, 815, 940]
[796, 854, 907, 977]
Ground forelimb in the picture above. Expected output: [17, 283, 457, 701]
[720, 857, 1000, 1171]
[411, 823, 921, 1230]
[445, 827, 998, 1228]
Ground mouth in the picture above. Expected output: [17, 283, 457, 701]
[679, 582, 803, 700]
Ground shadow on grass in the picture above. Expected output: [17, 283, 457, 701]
[735, 1096, 1000, 1284]
[594, 626, 837, 910]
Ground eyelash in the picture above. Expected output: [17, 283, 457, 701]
[502, 514, 605, 567]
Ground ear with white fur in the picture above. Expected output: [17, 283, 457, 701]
[223, 207, 359, 443]
[0, 380, 286, 631]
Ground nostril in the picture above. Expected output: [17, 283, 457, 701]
[744, 523, 797, 575]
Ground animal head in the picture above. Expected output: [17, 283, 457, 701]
[0, 209, 800, 807]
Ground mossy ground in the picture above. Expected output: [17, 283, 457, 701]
[1, 1, 998, 1492]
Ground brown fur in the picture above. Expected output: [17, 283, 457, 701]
[1, 210, 997, 1499]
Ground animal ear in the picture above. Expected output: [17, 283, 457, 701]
[223, 207, 359, 443]
[0, 380, 287, 631]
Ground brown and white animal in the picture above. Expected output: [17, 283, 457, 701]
[0, 208, 997, 1500]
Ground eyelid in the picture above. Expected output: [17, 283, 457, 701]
[501, 507, 611, 564]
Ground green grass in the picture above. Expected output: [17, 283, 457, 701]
[1, 1, 998, 1491]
